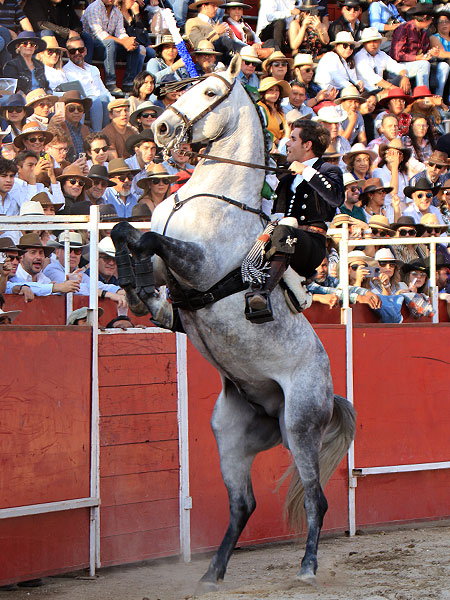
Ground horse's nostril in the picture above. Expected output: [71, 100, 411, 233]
[158, 122, 168, 135]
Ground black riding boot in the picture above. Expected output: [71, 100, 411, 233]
[245, 253, 290, 323]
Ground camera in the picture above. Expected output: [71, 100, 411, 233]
[365, 266, 380, 278]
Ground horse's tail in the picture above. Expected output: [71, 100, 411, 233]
[284, 395, 356, 531]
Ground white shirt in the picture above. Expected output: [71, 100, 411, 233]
[7, 263, 54, 296]
[291, 157, 319, 192]
[315, 51, 359, 91]
[63, 60, 112, 100]
[44, 65, 68, 93]
[355, 47, 405, 92]
[12, 178, 65, 207]
[256, 0, 296, 36]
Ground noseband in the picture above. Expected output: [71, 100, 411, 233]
[164, 73, 234, 153]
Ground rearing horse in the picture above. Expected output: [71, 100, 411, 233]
[111, 56, 356, 594]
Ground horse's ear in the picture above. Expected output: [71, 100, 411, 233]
[228, 54, 242, 82]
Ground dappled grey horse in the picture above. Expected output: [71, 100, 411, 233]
[111, 56, 356, 594]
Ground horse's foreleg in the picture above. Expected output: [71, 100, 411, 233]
[196, 381, 281, 595]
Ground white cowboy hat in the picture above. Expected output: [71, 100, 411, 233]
[0, 307, 22, 323]
[343, 172, 364, 188]
[293, 54, 314, 68]
[98, 236, 116, 257]
[19, 200, 45, 216]
[313, 104, 347, 124]
[343, 142, 377, 165]
[239, 45, 261, 64]
[374, 248, 402, 265]
[53, 231, 87, 249]
[359, 27, 387, 44]
[330, 31, 360, 47]
[335, 86, 365, 105]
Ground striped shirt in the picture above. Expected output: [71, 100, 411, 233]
[81, 0, 127, 41]
[0, 0, 26, 29]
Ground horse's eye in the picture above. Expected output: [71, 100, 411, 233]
[205, 90, 216, 98]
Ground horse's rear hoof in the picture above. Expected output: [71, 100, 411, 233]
[296, 570, 317, 587]
[194, 580, 220, 596]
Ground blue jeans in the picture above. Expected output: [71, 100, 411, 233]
[90, 94, 111, 131]
[92, 37, 143, 87]
[400, 60, 431, 88]
[430, 60, 450, 99]
[0, 26, 11, 72]
[166, 0, 189, 28]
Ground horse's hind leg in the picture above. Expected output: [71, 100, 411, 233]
[196, 380, 281, 595]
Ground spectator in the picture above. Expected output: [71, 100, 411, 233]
[3, 32, 50, 96]
[104, 158, 140, 217]
[369, 0, 404, 52]
[0, 95, 31, 141]
[336, 85, 366, 145]
[23, 0, 87, 51]
[125, 130, 157, 193]
[367, 113, 400, 158]
[13, 149, 65, 207]
[63, 36, 113, 132]
[329, 0, 363, 43]
[405, 85, 447, 137]
[45, 128, 71, 170]
[223, 1, 262, 50]
[373, 138, 412, 215]
[339, 172, 367, 221]
[354, 27, 411, 94]
[67, 306, 104, 325]
[430, 12, 450, 71]
[0, 157, 19, 217]
[258, 77, 290, 148]
[84, 133, 111, 169]
[367, 214, 395, 241]
[256, 0, 300, 52]
[402, 115, 436, 166]
[129, 101, 162, 133]
[322, 144, 342, 166]
[360, 91, 378, 144]
[390, 215, 425, 264]
[6, 232, 79, 297]
[371, 247, 406, 295]
[401, 258, 430, 295]
[56, 165, 93, 213]
[436, 179, 450, 230]
[115, 0, 150, 67]
[24, 89, 57, 130]
[81, 0, 141, 97]
[162, 143, 195, 178]
[359, 177, 392, 221]
[262, 50, 292, 82]
[343, 143, 376, 180]
[418, 213, 448, 253]
[315, 31, 363, 92]
[95, 236, 120, 286]
[433, 255, 450, 293]
[101, 99, 136, 160]
[13, 122, 53, 157]
[36, 35, 68, 94]
[403, 178, 444, 224]
[347, 249, 377, 288]
[288, 0, 329, 59]
[146, 34, 188, 84]
[313, 104, 351, 161]
[281, 81, 314, 118]
[193, 40, 224, 75]
[129, 203, 152, 225]
[128, 72, 157, 113]
[58, 90, 92, 159]
[237, 46, 261, 91]
[32, 191, 63, 216]
[84, 165, 115, 205]
[390, 5, 449, 98]
[136, 164, 178, 214]
[408, 149, 449, 191]
[292, 54, 320, 103]
[105, 315, 135, 328]
[374, 87, 412, 137]
[0, 238, 23, 296]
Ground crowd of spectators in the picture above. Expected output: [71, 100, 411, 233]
[0, 0, 449, 326]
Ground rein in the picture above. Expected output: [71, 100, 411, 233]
[185, 150, 292, 175]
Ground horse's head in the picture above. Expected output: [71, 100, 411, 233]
[153, 55, 242, 150]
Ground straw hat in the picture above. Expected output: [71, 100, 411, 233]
[330, 31, 360, 47]
[419, 213, 448, 231]
[129, 101, 163, 128]
[67, 306, 103, 325]
[108, 158, 140, 177]
[98, 237, 116, 257]
[335, 86, 365, 105]
[220, 1, 251, 8]
[347, 250, 377, 266]
[258, 77, 291, 98]
[152, 34, 176, 49]
[137, 163, 179, 189]
[53, 231, 87, 249]
[343, 172, 364, 188]
[343, 142, 377, 165]
[41, 35, 67, 53]
[368, 215, 395, 236]
[30, 191, 63, 212]
[17, 233, 54, 257]
[374, 248, 402, 265]
[293, 54, 314, 68]
[13, 122, 54, 149]
[19, 201, 45, 216]
[239, 45, 261, 64]
[379, 138, 412, 163]
[193, 40, 222, 55]
[25, 88, 57, 108]
[189, 0, 222, 9]
[313, 104, 347, 123]
[262, 51, 293, 73]
[56, 165, 93, 189]
[359, 27, 386, 44]
[0, 307, 22, 323]
[359, 177, 393, 202]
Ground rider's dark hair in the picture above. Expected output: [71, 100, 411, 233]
[292, 120, 331, 157]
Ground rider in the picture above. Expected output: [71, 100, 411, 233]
[246, 119, 345, 321]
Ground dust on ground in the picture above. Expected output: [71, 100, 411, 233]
[2, 523, 449, 600]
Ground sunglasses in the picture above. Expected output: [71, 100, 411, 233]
[349, 186, 360, 192]
[20, 41, 37, 47]
[116, 174, 134, 182]
[6, 254, 20, 262]
[140, 112, 156, 119]
[398, 228, 416, 236]
[6, 107, 24, 113]
[379, 262, 396, 268]
[428, 162, 445, 168]
[27, 135, 45, 143]
[150, 178, 171, 185]
[442, 189, 450, 195]
[100, 253, 115, 262]
[67, 105, 84, 113]
[242, 60, 256, 66]
[67, 178, 85, 186]
[68, 47, 85, 55]
[301, 67, 313, 73]
[92, 179, 109, 187]
[425, 227, 442, 234]
[416, 192, 433, 199]
[70, 248, 82, 255]
[45, 49, 61, 55]
[351, 263, 368, 270]
[339, 43, 353, 49]
[92, 145, 109, 154]
[272, 61, 288, 67]
[371, 229, 391, 237]
[410, 270, 426, 277]
[345, 6, 360, 11]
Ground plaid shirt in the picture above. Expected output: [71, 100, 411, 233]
[390, 21, 430, 63]
[307, 276, 368, 304]
[81, 0, 126, 41]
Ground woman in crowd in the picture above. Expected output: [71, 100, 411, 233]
[370, 248, 406, 295]
[373, 139, 411, 215]
[390, 216, 427, 264]
[37, 36, 68, 93]
[0, 95, 31, 140]
[375, 87, 412, 136]
[137, 164, 178, 215]
[343, 143, 376, 180]
[347, 250, 376, 289]
[406, 86, 447, 136]
[402, 115, 436, 165]
[146, 34, 188, 84]
[128, 72, 157, 113]
[84, 133, 110, 169]
[359, 177, 392, 222]
[3, 33, 50, 96]
[130, 101, 162, 132]
[57, 165, 92, 213]
[257, 78, 290, 148]
[360, 92, 379, 143]
[314, 31, 363, 92]
[401, 259, 431, 296]
[288, 1, 329, 60]
[262, 51, 292, 82]
[437, 179, 450, 230]
[115, 0, 147, 71]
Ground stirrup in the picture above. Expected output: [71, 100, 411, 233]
[115, 251, 135, 288]
[244, 291, 274, 324]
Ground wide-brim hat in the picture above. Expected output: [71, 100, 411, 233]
[40, 35, 67, 53]
[343, 142, 377, 165]
[129, 203, 153, 221]
[99, 204, 122, 222]
[402, 258, 427, 275]
[299, 0, 325, 11]
[330, 31, 360, 46]
[108, 158, 140, 177]
[427, 149, 448, 167]
[313, 104, 347, 124]
[0, 93, 33, 117]
[0, 237, 23, 252]
[262, 51, 293, 73]
[258, 77, 291, 98]
[374, 248, 403, 265]
[359, 177, 393, 201]
[17, 233, 54, 257]
[359, 27, 386, 44]
[293, 53, 314, 68]
[130, 101, 163, 128]
[368, 214, 395, 235]
[378, 87, 413, 108]
[239, 45, 261, 64]
[13, 122, 54, 149]
[30, 191, 64, 212]
[152, 34, 176, 49]
[419, 213, 448, 231]
[347, 250, 377, 266]
[7, 32, 46, 55]
[98, 236, 117, 257]
[0, 307, 22, 323]
[20, 200, 44, 216]
[52, 231, 88, 249]
[61, 90, 92, 111]
[0, 125, 12, 140]
[88, 165, 115, 186]
[343, 172, 365, 188]
[137, 164, 179, 189]
[379, 138, 412, 163]
[403, 177, 440, 199]
[125, 130, 155, 157]
[407, 4, 436, 17]
[67, 306, 104, 325]
[335, 86, 365, 105]
[323, 144, 342, 159]
[219, 1, 251, 9]
[411, 85, 433, 100]
[25, 88, 57, 108]
[390, 216, 422, 232]
[56, 165, 93, 189]
[193, 40, 222, 55]
[188, 0, 222, 9]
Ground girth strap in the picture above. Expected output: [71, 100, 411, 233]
[168, 267, 248, 311]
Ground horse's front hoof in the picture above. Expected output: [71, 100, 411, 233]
[194, 579, 220, 597]
[295, 570, 317, 587]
